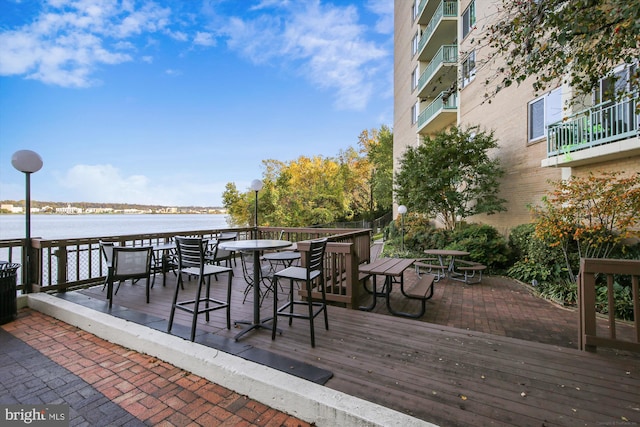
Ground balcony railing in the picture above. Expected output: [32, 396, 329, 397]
[418, 44, 457, 92]
[417, 1, 458, 59]
[547, 94, 639, 157]
[417, 90, 458, 131]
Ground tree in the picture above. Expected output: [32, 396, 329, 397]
[221, 182, 249, 227]
[394, 126, 506, 230]
[358, 125, 394, 217]
[478, 0, 639, 102]
[531, 171, 640, 282]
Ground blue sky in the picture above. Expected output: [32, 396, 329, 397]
[0, 0, 393, 207]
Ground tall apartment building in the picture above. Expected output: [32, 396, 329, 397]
[394, 0, 640, 233]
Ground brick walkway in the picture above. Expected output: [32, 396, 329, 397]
[1, 310, 310, 427]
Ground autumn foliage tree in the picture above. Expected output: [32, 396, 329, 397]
[532, 171, 640, 282]
[222, 126, 393, 227]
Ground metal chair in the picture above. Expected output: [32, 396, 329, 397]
[105, 246, 154, 309]
[239, 250, 275, 306]
[272, 238, 328, 347]
[168, 236, 233, 342]
[207, 232, 238, 268]
[99, 240, 115, 291]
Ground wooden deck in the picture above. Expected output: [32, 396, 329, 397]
[68, 259, 640, 427]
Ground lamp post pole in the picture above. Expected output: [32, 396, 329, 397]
[398, 205, 407, 252]
[11, 150, 43, 294]
[250, 179, 263, 239]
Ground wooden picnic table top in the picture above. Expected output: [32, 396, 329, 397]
[358, 257, 415, 277]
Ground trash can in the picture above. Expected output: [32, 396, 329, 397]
[0, 262, 20, 325]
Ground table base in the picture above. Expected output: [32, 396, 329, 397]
[234, 317, 282, 341]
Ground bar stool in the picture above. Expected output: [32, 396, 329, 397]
[168, 236, 233, 342]
[272, 238, 328, 347]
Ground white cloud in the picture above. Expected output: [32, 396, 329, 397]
[0, 0, 170, 87]
[193, 31, 216, 47]
[366, 0, 394, 34]
[219, 1, 390, 110]
[55, 164, 225, 206]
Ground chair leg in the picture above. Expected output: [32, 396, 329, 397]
[190, 276, 203, 342]
[168, 275, 182, 333]
[205, 275, 211, 322]
[288, 278, 295, 326]
[225, 271, 232, 329]
[321, 278, 329, 331]
[272, 276, 279, 341]
[146, 277, 150, 304]
[307, 279, 315, 348]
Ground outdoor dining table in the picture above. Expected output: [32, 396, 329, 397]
[423, 249, 470, 277]
[152, 241, 177, 287]
[219, 239, 293, 340]
[358, 257, 417, 317]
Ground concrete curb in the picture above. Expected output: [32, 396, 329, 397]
[27, 293, 437, 427]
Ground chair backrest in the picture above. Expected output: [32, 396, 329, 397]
[175, 236, 207, 269]
[112, 246, 153, 280]
[306, 238, 328, 274]
[214, 232, 237, 260]
[99, 241, 115, 266]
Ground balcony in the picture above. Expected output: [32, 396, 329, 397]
[543, 94, 640, 167]
[417, 44, 457, 99]
[417, 91, 458, 135]
[416, 1, 458, 62]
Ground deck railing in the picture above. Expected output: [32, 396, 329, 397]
[1, 226, 371, 308]
[418, 44, 457, 92]
[547, 94, 639, 157]
[417, 1, 458, 55]
[578, 258, 640, 352]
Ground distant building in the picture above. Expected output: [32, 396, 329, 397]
[1, 204, 22, 213]
[56, 205, 83, 215]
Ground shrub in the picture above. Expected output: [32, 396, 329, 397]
[537, 279, 578, 306]
[447, 223, 509, 271]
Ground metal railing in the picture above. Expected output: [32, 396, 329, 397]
[417, 1, 458, 56]
[547, 94, 639, 157]
[418, 90, 457, 130]
[578, 258, 640, 353]
[418, 44, 457, 91]
[2, 226, 372, 309]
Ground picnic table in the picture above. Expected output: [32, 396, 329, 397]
[358, 258, 435, 318]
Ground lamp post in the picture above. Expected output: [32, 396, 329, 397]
[11, 150, 43, 294]
[398, 205, 407, 252]
[250, 179, 263, 239]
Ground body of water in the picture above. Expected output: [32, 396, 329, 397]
[0, 214, 232, 240]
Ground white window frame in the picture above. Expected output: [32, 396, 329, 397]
[411, 101, 420, 125]
[411, 65, 419, 91]
[462, 1, 476, 39]
[412, 31, 419, 56]
[461, 51, 476, 88]
[528, 87, 562, 142]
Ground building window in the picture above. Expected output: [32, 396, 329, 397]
[412, 0, 419, 21]
[412, 31, 419, 56]
[461, 51, 476, 88]
[462, 1, 476, 39]
[594, 63, 637, 105]
[411, 65, 419, 91]
[412, 101, 420, 125]
[528, 87, 562, 141]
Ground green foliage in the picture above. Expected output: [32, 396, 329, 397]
[596, 282, 635, 321]
[359, 125, 394, 216]
[506, 223, 567, 283]
[394, 125, 506, 230]
[480, 0, 639, 104]
[537, 279, 578, 307]
[447, 224, 509, 271]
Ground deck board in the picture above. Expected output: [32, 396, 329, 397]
[71, 262, 640, 427]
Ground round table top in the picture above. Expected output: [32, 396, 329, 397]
[424, 249, 470, 256]
[262, 251, 301, 261]
[219, 239, 292, 251]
